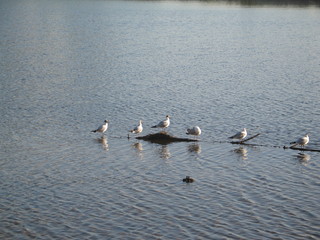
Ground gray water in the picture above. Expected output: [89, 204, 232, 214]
[1, 0, 320, 239]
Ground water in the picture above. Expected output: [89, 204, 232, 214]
[1, 0, 320, 239]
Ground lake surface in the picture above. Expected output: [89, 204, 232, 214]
[1, 0, 320, 239]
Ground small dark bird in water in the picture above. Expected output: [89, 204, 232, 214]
[183, 176, 194, 183]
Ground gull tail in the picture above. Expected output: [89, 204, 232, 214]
[91, 130, 97, 133]
[151, 125, 157, 128]
[290, 141, 298, 147]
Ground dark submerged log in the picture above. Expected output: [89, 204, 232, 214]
[230, 133, 261, 144]
[136, 132, 198, 144]
[135, 132, 320, 151]
[284, 146, 320, 152]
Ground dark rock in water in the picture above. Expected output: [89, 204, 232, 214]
[183, 176, 194, 183]
[136, 132, 198, 145]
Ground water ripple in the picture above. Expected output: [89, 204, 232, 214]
[1, 1, 320, 239]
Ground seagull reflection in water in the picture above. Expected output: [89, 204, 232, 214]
[132, 142, 143, 152]
[188, 143, 201, 154]
[297, 153, 311, 166]
[233, 146, 248, 162]
[132, 142, 144, 158]
[95, 136, 109, 151]
[159, 145, 171, 159]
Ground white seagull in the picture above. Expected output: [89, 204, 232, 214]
[92, 120, 109, 134]
[130, 120, 143, 134]
[290, 134, 309, 148]
[186, 126, 201, 138]
[151, 115, 170, 129]
[229, 128, 247, 141]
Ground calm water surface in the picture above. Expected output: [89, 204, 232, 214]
[1, 0, 320, 239]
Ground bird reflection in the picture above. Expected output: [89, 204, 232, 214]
[159, 145, 171, 159]
[132, 142, 144, 158]
[132, 142, 143, 152]
[233, 146, 248, 161]
[297, 153, 311, 166]
[188, 143, 201, 154]
[95, 136, 109, 151]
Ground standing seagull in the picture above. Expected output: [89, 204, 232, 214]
[151, 115, 170, 130]
[130, 120, 143, 134]
[92, 120, 109, 134]
[229, 128, 247, 141]
[290, 134, 309, 148]
[186, 126, 201, 139]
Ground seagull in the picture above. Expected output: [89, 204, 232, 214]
[229, 128, 247, 141]
[186, 126, 201, 138]
[130, 120, 143, 134]
[290, 134, 309, 148]
[91, 120, 109, 134]
[151, 115, 170, 129]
